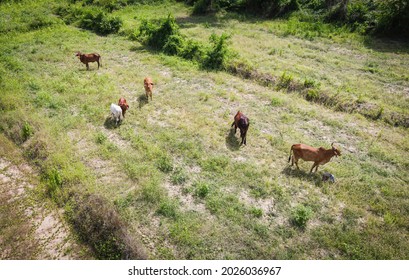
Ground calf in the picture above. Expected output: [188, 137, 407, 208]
[144, 77, 154, 101]
[110, 103, 123, 126]
[288, 143, 341, 173]
[231, 111, 250, 145]
[118, 97, 129, 117]
[76, 52, 101, 70]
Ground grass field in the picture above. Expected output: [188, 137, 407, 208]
[1, 0, 408, 259]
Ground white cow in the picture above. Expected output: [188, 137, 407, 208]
[110, 103, 123, 125]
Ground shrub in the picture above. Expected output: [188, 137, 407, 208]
[180, 39, 204, 62]
[192, 0, 211, 15]
[138, 15, 180, 50]
[163, 34, 186, 56]
[202, 33, 232, 70]
[290, 204, 313, 229]
[79, 10, 122, 35]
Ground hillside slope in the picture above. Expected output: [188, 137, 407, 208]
[0, 0, 408, 259]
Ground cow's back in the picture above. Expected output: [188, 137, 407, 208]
[292, 144, 319, 162]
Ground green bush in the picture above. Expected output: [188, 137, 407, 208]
[180, 39, 204, 62]
[163, 34, 186, 56]
[290, 204, 313, 229]
[138, 15, 180, 50]
[79, 10, 122, 35]
[202, 33, 232, 70]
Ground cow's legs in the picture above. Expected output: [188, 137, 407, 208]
[310, 162, 318, 173]
[86, 63, 89, 70]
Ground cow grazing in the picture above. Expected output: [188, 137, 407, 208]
[231, 111, 250, 145]
[118, 97, 129, 117]
[143, 77, 154, 101]
[288, 143, 341, 173]
[110, 103, 123, 125]
[75, 52, 101, 70]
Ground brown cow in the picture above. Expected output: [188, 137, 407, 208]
[231, 111, 250, 145]
[118, 97, 129, 117]
[288, 143, 341, 173]
[75, 52, 101, 70]
[144, 77, 154, 101]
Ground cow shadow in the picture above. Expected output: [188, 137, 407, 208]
[138, 93, 149, 109]
[225, 128, 240, 151]
[104, 116, 120, 129]
[281, 166, 321, 185]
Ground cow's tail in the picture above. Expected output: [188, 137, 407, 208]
[288, 145, 293, 163]
[99, 55, 102, 67]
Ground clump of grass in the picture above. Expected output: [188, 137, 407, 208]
[193, 181, 210, 199]
[250, 207, 263, 218]
[22, 122, 33, 142]
[290, 204, 313, 229]
[95, 132, 107, 144]
[156, 154, 173, 173]
[157, 198, 179, 219]
[305, 88, 320, 101]
[277, 71, 294, 90]
[43, 167, 63, 200]
[201, 156, 229, 173]
[66, 193, 146, 260]
[271, 96, 283, 107]
[171, 167, 188, 185]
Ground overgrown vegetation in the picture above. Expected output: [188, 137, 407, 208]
[137, 14, 232, 70]
[181, 0, 409, 37]
[1, 0, 408, 260]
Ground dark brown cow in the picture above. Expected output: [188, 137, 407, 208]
[231, 111, 250, 145]
[144, 77, 154, 101]
[75, 52, 101, 70]
[118, 97, 129, 117]
[288, 143, 341, 173]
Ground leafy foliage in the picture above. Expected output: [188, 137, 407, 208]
[290, 204, 313, 229]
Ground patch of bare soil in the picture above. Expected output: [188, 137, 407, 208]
[0, 157, 87, 259]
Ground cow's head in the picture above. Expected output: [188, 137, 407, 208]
[331, 143, 341, 157]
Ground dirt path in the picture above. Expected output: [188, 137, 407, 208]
[0, 138, 89, 259]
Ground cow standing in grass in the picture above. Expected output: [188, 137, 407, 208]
[110, 103, 122, 126]
[288, 143, 341, 173]
[118, 97, 129, 117]
[76, 52, 101, 70]
[144, 77, 154, 101]
[231, 111, 250, 145]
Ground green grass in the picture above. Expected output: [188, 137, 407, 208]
[1, 0, 408, 260]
